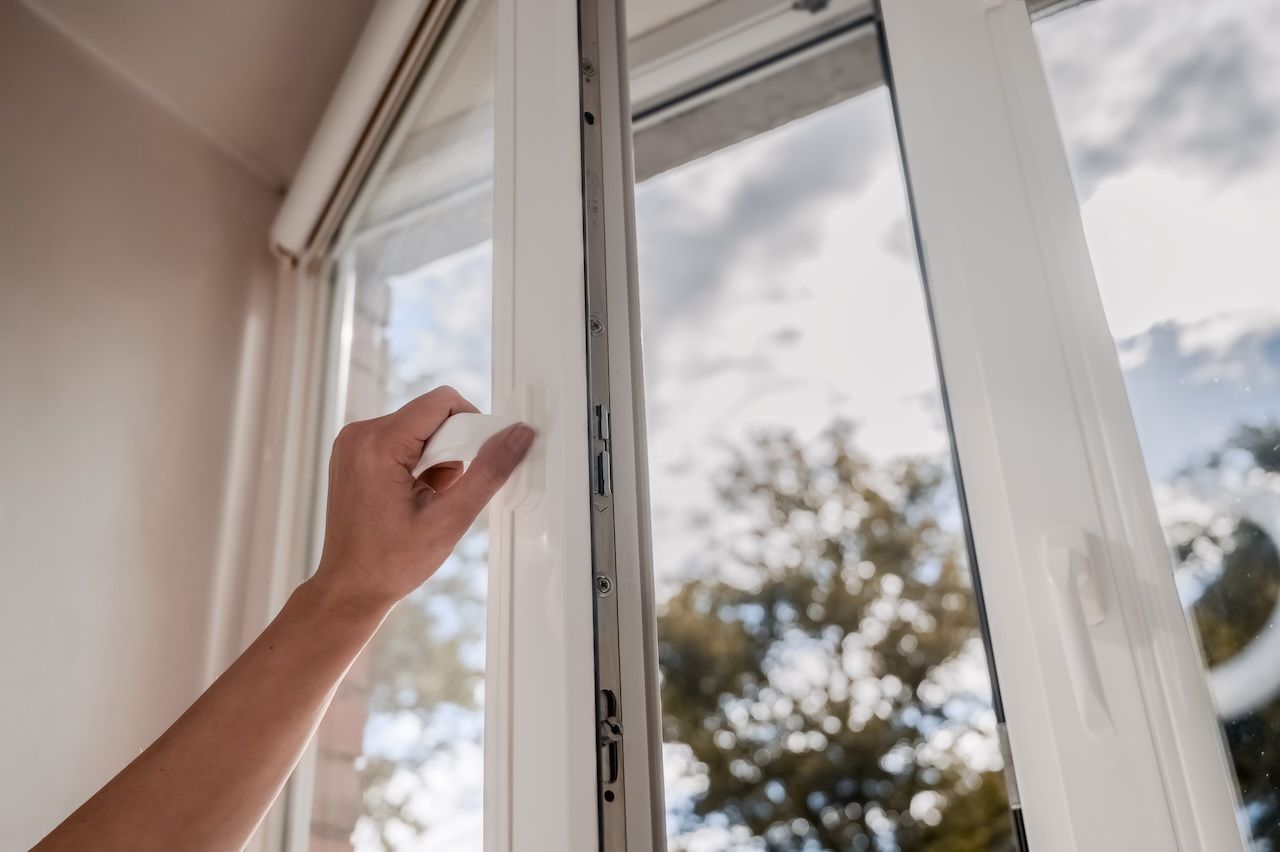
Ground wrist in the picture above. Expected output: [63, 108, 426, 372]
[294, 570, 394, 631]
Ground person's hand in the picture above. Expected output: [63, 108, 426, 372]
[310, 386, 534, 618]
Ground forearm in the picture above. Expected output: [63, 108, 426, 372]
[35, 575, 387, 852]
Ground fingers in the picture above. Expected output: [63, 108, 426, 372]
[384, 386, 480, 467]
[418, 460, 464, 492]
[423, 424, 535, 541]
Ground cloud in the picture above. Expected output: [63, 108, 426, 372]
[635, 88, 897, 332]
[879, 217, 914, 263]
[1119, 313, 1280, 480]
[385, 243, 493, 410]
[1037, 0, 1280, 198]
[634, 87, 907, 438]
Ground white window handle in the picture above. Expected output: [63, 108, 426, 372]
[411, 384, 543, 513]
[412, 412, 520, 478]
[1043, 527, 1116, 740]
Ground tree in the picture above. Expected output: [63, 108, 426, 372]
[356, 539, 488, 850]
[1167, 423, 1280, 847]
[347, 415, 1280, 850]
[658, 422, 1014, 851]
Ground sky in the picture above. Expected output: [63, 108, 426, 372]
[1036, 0, 1280, 485]
[636, 0, 1280, 587]
[634, 85, 945, 593]
[351, 0, 1280, 847]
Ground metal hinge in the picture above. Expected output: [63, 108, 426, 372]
[997, 721, 1022, 810]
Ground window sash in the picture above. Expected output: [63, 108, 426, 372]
[880, 0, 1244, 849]
[492, 0, 1247, 849]
[487, 0, 664, 849]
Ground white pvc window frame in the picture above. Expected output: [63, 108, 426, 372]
[251, 0, 1255, 848]
[492, 0, 1249, 851]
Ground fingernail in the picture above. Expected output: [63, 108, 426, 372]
[506, 424, 535, 452]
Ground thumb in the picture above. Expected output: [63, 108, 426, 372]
[423, 423, 535, 540]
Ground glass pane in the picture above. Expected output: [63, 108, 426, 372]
[309, 3, 494, 850]
[633, 27, 1016, 852]
[1034, 0, 1280, 845]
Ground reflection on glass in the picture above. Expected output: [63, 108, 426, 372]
[1035, 0, 1280, 844]
[634, 63, 1015, 851]
[309, 2, 494, 850]
[339, 246, 492, 852]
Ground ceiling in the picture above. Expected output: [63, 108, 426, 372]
[23, 0, 379, 192]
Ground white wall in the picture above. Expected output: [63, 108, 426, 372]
[0, 3, 280, 846]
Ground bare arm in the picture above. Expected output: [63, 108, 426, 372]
[35, 386, 534, 852]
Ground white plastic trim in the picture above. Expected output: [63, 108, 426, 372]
[484, 0, 597, 850]
[271, 0, 430, 257]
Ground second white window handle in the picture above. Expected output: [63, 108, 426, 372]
[1044, 527, 1116, 740]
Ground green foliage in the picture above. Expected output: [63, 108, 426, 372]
[658, 422, 1014, 850]
[366, 570, 483, 719]
[1200, 519, 1280, 846]
[348, 418, 1280, 850]
[358, 549, 487, 850]
[1171, 423, 1280, 846]
[1228, 425, 1280, 475]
